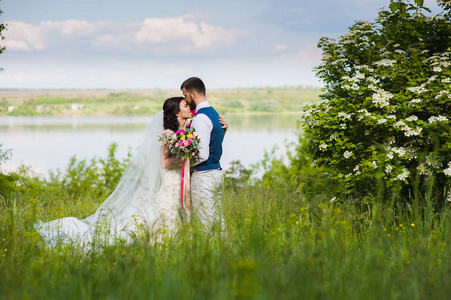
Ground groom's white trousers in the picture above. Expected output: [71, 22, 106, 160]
[191, 169, 224, 229]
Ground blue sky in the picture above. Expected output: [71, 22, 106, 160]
[0, 0, 441, 89]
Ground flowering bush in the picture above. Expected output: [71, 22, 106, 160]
[302, 0, 451, 203]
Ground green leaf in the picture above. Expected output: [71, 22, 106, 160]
[414, 0, 424, 7]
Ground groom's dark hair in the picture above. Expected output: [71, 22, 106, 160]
[180, 77, 206, 96]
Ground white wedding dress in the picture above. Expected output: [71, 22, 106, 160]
[35, 112, 183, 250]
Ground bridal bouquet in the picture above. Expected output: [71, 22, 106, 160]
[159, 119, 200, 163]
[159, 119, 199, 211]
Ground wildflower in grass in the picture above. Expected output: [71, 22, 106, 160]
[411, 223, 415, 227]
[330, 196, 337, 203]
[387, 234, 391, 237]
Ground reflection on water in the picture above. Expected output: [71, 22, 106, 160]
[0, 114, 300, 177]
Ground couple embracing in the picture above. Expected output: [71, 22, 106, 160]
[36, 77, 227, 248]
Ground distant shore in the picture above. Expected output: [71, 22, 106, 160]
[0, 87, 320, 116]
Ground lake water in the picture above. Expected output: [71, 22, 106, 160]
[0, 114, 300, 177]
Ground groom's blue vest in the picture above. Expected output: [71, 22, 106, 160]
[194, 106, 225, 172]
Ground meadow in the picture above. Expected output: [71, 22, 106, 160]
[0, 146, 450, 299]
[0, 86, 320, 116]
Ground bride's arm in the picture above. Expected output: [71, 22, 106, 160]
[162, 133, 181, 169]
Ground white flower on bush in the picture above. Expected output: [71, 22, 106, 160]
[429, 115, 448, 123]
[338, 112, 352, 120]
[386, 115, 396, 119]
[444, 167, 451, 176]
[392, 147, 406, 157]
[408, 99, 422, 106]
[406, 115, 418, 122]
[385, 165, 392, 173]
[393, 121, 406, 128]
[319, 142, 327, 150]
[435, 90, 450, 100]
[403, 126, 422, 137]
[372, 161, 378, 168]
[355, 72, 365, 80]
[353, 165, 360, 172]
[417, 163, 428, 175]
[433, 66, 442, 72]
[442, 78, 451, 83]
[372, 89, 393, 108]
[330, 134, 337, 141]
[378, 118, 387, 124]
[426, 155, 442, 168]
[407, 86, 428, 94]
[343, 151, 353, 159]
[395, 169, 410, 181]
[340, 123, 347, 130]
[374, 59, 396, 67]
[387, 153, 394, 160]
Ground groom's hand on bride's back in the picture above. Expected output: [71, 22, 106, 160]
[218, 114, 228, 133]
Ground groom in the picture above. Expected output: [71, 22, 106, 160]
[181, 77, 225, 230]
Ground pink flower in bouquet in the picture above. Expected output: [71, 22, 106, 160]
[191, 109, 196, 116]
[178, 140, 184, 147]
[175, 129, 185, 135]
[186, 122, 191, 128]
[183, 140, 190, 147]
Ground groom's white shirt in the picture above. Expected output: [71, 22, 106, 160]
[192, 100, 213, 166]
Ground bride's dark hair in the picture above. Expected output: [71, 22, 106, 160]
[163, 97, 183, 132]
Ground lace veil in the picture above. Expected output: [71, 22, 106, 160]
[35, 111, 166, 247]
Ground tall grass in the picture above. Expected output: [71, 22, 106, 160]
[0, 175, 450, 299]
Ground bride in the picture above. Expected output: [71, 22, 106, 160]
[35, 97, 216, 249]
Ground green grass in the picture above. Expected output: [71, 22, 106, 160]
[0, 178, 450, 299]
[0, 87, 321, 116]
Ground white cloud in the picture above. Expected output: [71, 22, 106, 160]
[4, 21, 46, 51]
[273, 44, 288, 52]
[4, 16, 248, 55]
[273, 43, 322, 67]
